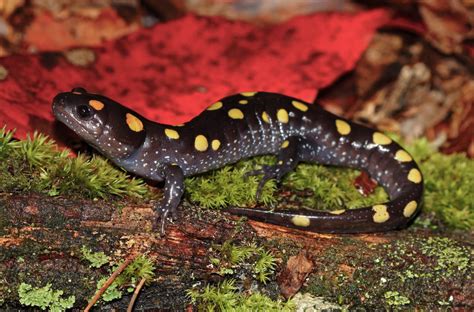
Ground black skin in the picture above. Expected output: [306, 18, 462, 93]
[52, 88, 423, 234]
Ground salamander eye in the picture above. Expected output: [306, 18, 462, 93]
[76, 105, 94, 119]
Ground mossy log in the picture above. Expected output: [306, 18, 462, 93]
[0, 193, 472, 310]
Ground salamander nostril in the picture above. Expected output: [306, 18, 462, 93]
[72, 87, 87, 94]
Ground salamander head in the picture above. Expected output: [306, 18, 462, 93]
[52, 87, 146, 159]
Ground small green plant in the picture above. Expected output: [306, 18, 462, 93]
[81, 246, 110, 268]
[93, 255, 156, 303]
[187, 279, 294, 311]
[18, 283, 75, 312]
[212, 241, 277, 284]
[254, 249, 277, 283]
[96, 277, 123, 302]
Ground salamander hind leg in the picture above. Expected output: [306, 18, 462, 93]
[246, 136, 302, 200]
[155, 164, 185, 235]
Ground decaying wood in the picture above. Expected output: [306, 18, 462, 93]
[0, 193, 472, 310]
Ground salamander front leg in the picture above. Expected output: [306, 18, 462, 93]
[156, 164, 185, 235]
[246, 136, 302, 200]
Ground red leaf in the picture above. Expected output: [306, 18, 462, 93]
[0, 10, 391, 141]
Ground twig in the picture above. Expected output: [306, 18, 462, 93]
[84, 255, 136, 312]
[127, 277, 147, 312]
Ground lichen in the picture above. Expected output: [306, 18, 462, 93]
[18, 283, 75, 312]
[81, 246, 110, 269]
[303, 235, 472, 309]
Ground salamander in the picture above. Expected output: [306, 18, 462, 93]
[52, 88, 423, 234]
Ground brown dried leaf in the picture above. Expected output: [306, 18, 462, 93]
[277, 251, 314, 299]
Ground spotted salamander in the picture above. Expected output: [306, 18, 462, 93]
[52, 88, 423, 234]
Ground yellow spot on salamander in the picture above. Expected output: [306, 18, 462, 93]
[403, 201, 417, 218]
[335, 119, 351, 135]
[89, 99, 104, 111]
[373, 132, 392, 145]
[277, 109, 289, 123]
[239, 100, 248, 105]
[194, 135, 208, 152]
[372, 204, 390, 223]
[207, 101, 222, 111]
[228, 108, 244, 119]
[394, 150, 413, 162]
[241, 92, 256, 97]
[291, 100, 308, 112]
[291, 215, 310, 227]
[408, 168, 422, 183]
[164, 128, 179, 139]
[281, 140, 289, 148]
[126, 113, 144, 132]
[262, 111, 270, 123]
[211, 139, 221, 151]
[329, 209, 345, 215]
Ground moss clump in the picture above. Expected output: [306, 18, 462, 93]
[18, 283, 75, 311]
[187, 279, 294, 311]
[185, 157, 277, 209]
[419, 153, 473, 230]
[397, 135, 474, 230]
[283, 164, 388, 210]
[0, 127, 149, 199]
[210, 241, 277, 284]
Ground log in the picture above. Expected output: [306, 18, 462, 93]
[0, 193, 472, 310]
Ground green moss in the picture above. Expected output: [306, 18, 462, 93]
[419, 153, 473, 230]
[387, 134, 474, 230]
[185, 157, 277, 209]
[2, 127, 472, 231]
[18, 282, 75, 311]
[211, 241, 277, 284]
[284, 164, 388, 210]
[0, 128, 149, 199]
[187, 279, 294, 311]
[81, 246, 110, 269]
